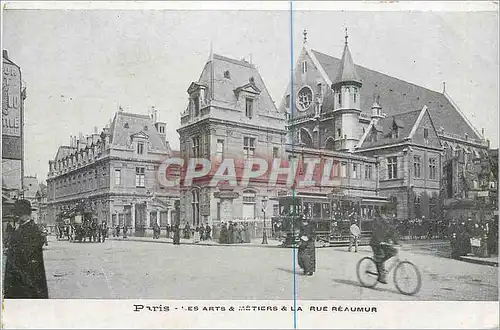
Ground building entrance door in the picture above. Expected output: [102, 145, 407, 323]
[135, 203, 146, 236]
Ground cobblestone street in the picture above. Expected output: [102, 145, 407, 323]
[42, 237, 497, 300]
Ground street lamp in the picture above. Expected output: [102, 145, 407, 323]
[262, 196, 268, 244]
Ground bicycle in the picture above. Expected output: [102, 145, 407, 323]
[356, 244, 422, 295]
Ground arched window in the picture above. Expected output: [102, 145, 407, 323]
[300, 128, 313, 148]
[191, 189, 200, 226]
[325, 137, 335, 151]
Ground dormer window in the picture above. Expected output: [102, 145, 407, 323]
[144, 126, 148, 131]
[124, 122, 129, 129]
[159, 126, 165, 133]
[245, 98, 254, 119]
[249, 76, 255, 84]
[224, 70, 231, 79]
[285, 94, 290, 109]
[137, 142, 144, 155]
[392, 127, 399, 139]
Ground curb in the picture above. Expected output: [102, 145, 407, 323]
[456, 256, 499, 267]
[107, 237, 285, 248]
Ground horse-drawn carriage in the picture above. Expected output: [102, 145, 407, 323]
[55, 206, 108, 243]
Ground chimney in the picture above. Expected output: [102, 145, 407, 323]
[3, 49, 8, 60]
[94, 126, 98, 134]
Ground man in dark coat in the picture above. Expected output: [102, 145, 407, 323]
[228, 222, 235, 244]
[298, 234, 316, 276]
[205, 224, 212, 240]
[4, 200, 49, 299]
[219, 223, 228, 244]
[370, 216, 399, 284]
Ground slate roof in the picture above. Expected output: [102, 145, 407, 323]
[109, 112, 167, 150]
[197, 54, 277, 112]
[360, 110, 421, 149]
[54, 146, 76, 162]
[311, 49, 480, 140]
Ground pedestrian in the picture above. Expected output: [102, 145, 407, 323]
[166, 224, 171, 239]
[228, 222, 235, 244]
[115, 224, 120, 238]
[243, 223, 251, 243]
[348, 220, 360, 252]
[235, 223, 243, 244]
[4, 199, 49, 299]
[193, 227, 201, 243]
[205, 224, 212, 240]
[123, 225, 128, 239]
[199, 226, 205, 241]
[297, 234, 316, 276]
[219, 222, 228, 244]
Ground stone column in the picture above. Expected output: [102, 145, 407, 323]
[145, 202, 151, 228]
[131, 203, 136, 229]
[167, 208, 172, 225]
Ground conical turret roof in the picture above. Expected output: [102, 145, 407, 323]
[333, 35, 361, 87]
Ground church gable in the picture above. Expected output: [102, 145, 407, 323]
[278, 48, 332, 118]
[411, 110, 441, 149]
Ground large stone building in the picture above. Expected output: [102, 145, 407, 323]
[46, 109, 179, 236]
[277, 31, 491, 221]
[177, 53, 287, 227]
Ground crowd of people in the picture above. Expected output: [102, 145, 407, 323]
[217, 221, 252, 244]
[392, 218, 449, 240]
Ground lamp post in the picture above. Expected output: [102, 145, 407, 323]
[262, 196, 268, 244]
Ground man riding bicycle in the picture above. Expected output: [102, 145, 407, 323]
[370, 215, 400, 284]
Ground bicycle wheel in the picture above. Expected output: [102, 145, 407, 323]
[393, 261, 421, 295]
[356, 257, 379, 288]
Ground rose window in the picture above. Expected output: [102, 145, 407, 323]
[297, 86, 313, 111]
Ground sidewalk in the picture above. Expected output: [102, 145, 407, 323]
[457, 254, 499, 267]
[107, 236, 285, 248]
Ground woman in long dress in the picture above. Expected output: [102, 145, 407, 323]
[297, 235, 316, 276]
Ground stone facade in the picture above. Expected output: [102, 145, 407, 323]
[277, 32, 491, 221]
[46, 110, 179, 236]
[178, 54, 287, 227]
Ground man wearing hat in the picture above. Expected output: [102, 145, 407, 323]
[4, 199, 49, 298]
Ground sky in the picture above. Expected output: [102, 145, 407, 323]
[2, 2, 498, 183]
